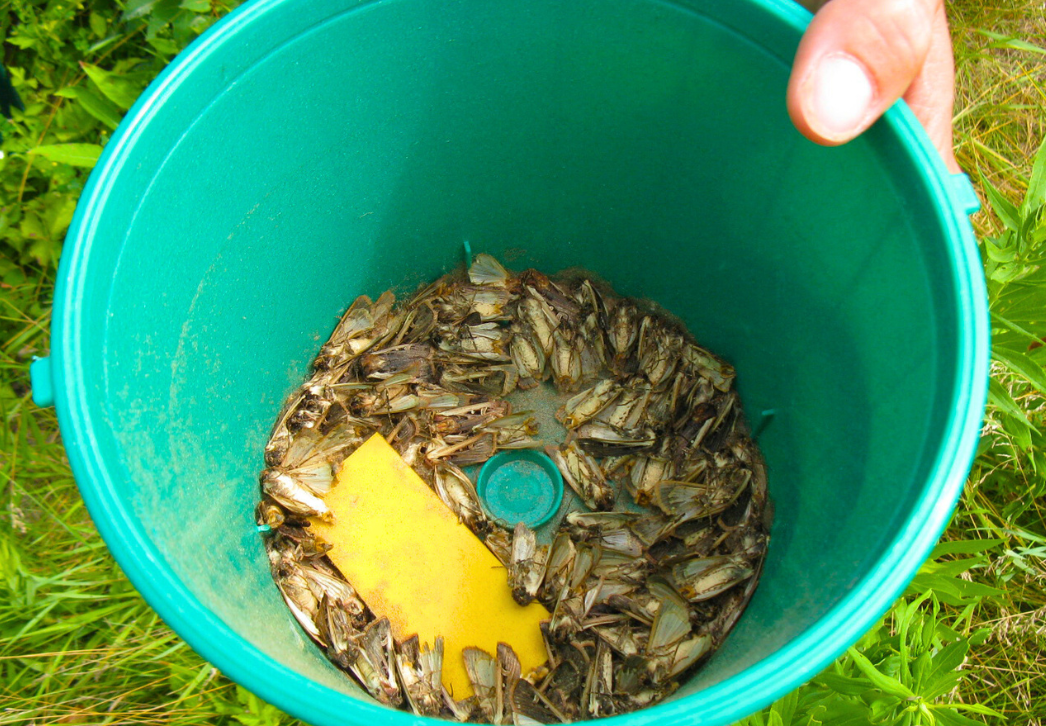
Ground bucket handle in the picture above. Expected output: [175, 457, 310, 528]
[950, 172, 981, 217]
[30, 356, 54, 408]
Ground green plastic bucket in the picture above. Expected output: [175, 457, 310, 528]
[30, 0, 988, 723]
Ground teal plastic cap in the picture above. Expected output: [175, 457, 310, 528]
[477, 450, 563, 528]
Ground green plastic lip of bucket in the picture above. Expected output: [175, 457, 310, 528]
[33, 0, 989, 724]
[478, 450, 564, 528]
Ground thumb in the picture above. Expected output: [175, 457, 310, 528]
[788, 0, 941, 145]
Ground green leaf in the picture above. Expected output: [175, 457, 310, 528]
[918, 558, 986, 580]
[80, 62, 141, 110]
[145, 0, 184, 39]
[976, 29, 1046, 55]
[89, 11, 108, 38]
[180, 0, 211, 10]
[1002, 412, 1034, 451]
[817, 700, 875, 726]
[938, 702, 1004, 717]
[993, 347, 1046, 395]
[932, 708, 985, 726]
[6, 35, 37, 50]
[28, 143, 103, 168]
[770, 689, 799, 725]
[987, 378, 1033, 427]
[0, 531, 26, 588]
[922, 641, 969, 699]
[993, 300, 1046, 334]
[43, 195, 76, 240]
[928, 539, 1003, 558]
[147, 36, 181, 56]
[984, 233, 1016, 263]
[905, 571, 1004, 607]
[63, 86, 123, 130]
[28, 235, 62, 268]
[122, 0, 163, 22]
[847, 648, 915, 699]
[980, 173, 1021, 232]
[88, 33, 126, 54]
[1024, 135, 1046, 216]
[968, 628, 991, 647]
[992, 312, 1044, 347]
[988, 262, 1021, 284]
[896, 592, 933, 684]
[911, 650, 933, 692]
[816, 672, 875, 696]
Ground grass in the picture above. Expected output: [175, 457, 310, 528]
[1, 1, 1044, 724]
[948, 5, 1046, 722]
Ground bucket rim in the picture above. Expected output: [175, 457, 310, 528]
[46, 0, 990, 724]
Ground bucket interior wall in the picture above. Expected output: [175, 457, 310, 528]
[78, 0, 959, 706]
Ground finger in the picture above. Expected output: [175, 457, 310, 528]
[901, 6, 960, 172]
[788, 0, 940, 145]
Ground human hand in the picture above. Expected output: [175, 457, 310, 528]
[787, 0, 961, 173]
